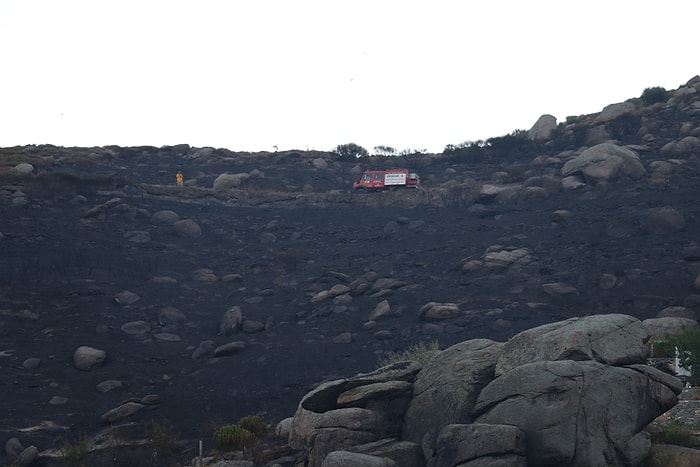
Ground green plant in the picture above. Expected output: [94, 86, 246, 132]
[61, 432, 90, 467]
[332, 143, 369, 159]
[668, 326, 700, 385]
[652, 421, 697, 447]
[212, 424, 256, 452]
[144, 419, 179, 453]
[377, 340, 440, 368]
[640, 86, 668, 105]
[237, 415, 268, 437]
[651, 340, 675, 358]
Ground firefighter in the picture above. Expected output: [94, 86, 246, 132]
[176, 171, 184, 187]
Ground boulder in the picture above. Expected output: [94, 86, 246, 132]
[643, 206, 686, 233]
[561, 143, 647, 182]
[473, 360, 682, 466]
[528, 114, 557, 140]
[494, 314, 650, 376]
[174, 218, 202, 238]
[403, 339, 503, 457]
[594, 101, 636, 123]
[290, 362, 422, 456]
[346, 438, 423, 467]
[212, 172, 250, 191]
[220, 306, 243, 335]
[73, 346, 106, 371]
[643, 317, 698, 342]
[13, 162, 34, 175]
[151, 210, 179, 225]
[429, 423, 526, 467]
[321, 450, 398, 467]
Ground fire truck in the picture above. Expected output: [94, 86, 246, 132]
[352, 168, 420, 192]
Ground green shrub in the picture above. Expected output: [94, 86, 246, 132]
[212, 424, 256, 451]
[651, 340, 675, 358]
[640, 86, 668, 105]
[653, 422, 696, 447]
[377, 340, 440, 368]
[237, 415, 268, 437]
[668, 326, 700, 385]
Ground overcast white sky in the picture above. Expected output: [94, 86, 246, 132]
[1, 1, 698, 153]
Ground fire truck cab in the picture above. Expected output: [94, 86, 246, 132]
[352, 168, 420, 192]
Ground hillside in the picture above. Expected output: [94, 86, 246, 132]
[1, 76, 699, 466]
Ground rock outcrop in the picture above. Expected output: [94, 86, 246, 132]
[287, 314, 685, 467]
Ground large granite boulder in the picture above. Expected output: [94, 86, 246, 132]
[494, 313, 650, 375]
[429, 423, 526, 467]
[561, 143, 647, 182]
[289, 314, 684, 467]
[403, 339, 503, 457]
[473, 360, 682, 466]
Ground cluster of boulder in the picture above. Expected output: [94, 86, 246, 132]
[277, 314, 692, 467]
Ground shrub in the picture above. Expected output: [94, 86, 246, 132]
[373, 145, 396, 156]
[332, 143, 369, 159]
[377, 340, 440, 368]
[212, 424, 256, 452]
[652, 421, 697, 447]
[668, 326, 700, 385]
[237, 415, 268, 437]
[61, 432, 90, 467]
[144, 419, 179, 453]
[651, 340, 675, 358]
[640, 86, 668, 105]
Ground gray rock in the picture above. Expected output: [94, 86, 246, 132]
[321, 451, 398, 467]
[213, 341, 246, 357]
[15, 445, 38, 467]
[241, 319, 265, 333]
[73, 345, 106, 371]
[220, 306, 243, 335]
[429, 423, 526, 467]
[151, 210, 179, 225]
[595, 101, 636, 123]
[473, 360, 681, 466]
[643, 205, 686, 233]
[212, 172, 250, 191]
[114, 290, 140, 306]
[561, 143, 647, 182]
[101, 401, 145, 423]
[22, 357, 41, 369]
[13, 162, 34, 176]
[528, 114, 557, 140]
[403, 339, 503, 456]
[5, 437, 24, 458]
[191, 340, 216, 359]
[174, 218, 202, 238]
[96, 380, 124, 393]
[494, 314, 650, 376]
[346, 438, 423, 467]
[121, 320, 151, 336]
[643, 317, 698, 342]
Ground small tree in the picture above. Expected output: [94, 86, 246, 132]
[668, 326, 700, 385]
[373, 145, 396, 156]
[640, 86, 668, 105]
[333, 143, 369, 159]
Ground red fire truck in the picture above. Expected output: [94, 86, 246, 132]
[352, 168, 420, 192]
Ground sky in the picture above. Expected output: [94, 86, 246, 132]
[1, 1, 698, 154]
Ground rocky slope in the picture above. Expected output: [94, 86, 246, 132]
[1, 76, 700, 466]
